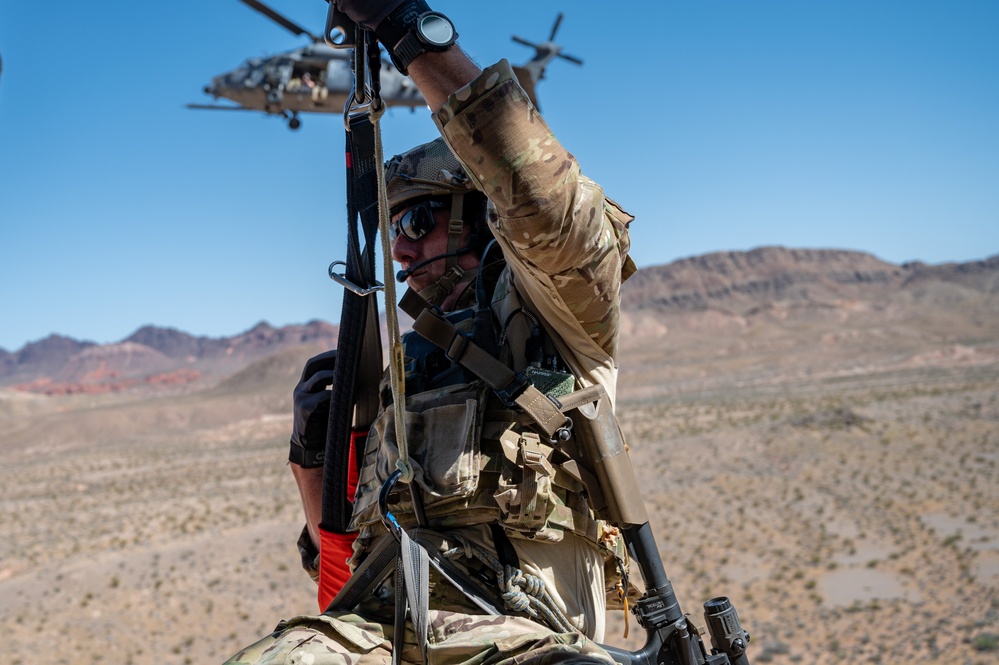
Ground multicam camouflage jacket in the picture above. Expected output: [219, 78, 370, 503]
[435, 59, 637, 407]
[347, 59, 637, 640]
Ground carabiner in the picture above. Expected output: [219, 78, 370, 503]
[323, 2, 357, 48]
[329, 261, 384, 296]
[378, 470, 404, 540]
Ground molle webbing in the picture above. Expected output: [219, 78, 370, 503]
[350, 392, 604, 550]
[399, 289, 568, 440]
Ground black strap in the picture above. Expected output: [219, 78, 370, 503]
[393, 558, 407, 665]
[399, 289, 570, 439]
[325, 529, 503, 617]
[322, 114, 385, 535]
[489, 523, 520, 569]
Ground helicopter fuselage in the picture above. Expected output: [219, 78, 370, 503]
[203, 43, 425, 123]
[189, 2, 579, 130]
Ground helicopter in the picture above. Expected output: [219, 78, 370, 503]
[187, 0, 582, 130]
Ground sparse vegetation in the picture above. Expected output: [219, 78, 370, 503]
[3, 278, 998, 665]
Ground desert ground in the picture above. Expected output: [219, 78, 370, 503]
[2, 269, 998, 663]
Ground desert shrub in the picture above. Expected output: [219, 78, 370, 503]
[972, 633, 999, 652]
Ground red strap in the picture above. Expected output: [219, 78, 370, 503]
[316, 430, 363, 611]
[317, 528, 357, 610]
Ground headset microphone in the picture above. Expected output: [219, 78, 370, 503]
[394, 247, 471, 283]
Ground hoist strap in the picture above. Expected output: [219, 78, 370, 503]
[399, 289, 569, 440]
[322, 114, 384, 536]
[325, 529, 500, 644]
[393, 558, 407, 665]
[400, 529, 429, 664]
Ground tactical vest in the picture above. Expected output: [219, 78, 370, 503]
[348, 272, 618, 568]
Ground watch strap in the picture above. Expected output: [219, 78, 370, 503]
[376, 0, 456, 74]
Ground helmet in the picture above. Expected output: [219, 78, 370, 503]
[385, 137, 477, 213]
[384, 138, 493, 307]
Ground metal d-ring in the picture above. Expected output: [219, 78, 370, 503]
[324, 2, 357, 49]
[329, 261, 384, 296]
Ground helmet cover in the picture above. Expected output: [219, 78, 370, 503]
[385, 137, 477, 213]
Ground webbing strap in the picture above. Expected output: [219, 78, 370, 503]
[393, 559, 407, 665]
[400, 529, 429, 664]
[325, 534, 398, 612]
[399, 289, 569, 440]
[322, 114, 384, 535]
[332, 531, 488, 630]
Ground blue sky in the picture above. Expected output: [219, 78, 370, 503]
[1, 1, 997, 352]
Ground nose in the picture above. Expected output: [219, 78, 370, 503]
[391, 231, 419, 265]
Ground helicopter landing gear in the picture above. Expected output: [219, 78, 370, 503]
[282, 111, 302, 131]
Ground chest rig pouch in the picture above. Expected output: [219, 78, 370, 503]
[349, 292, 606, 562]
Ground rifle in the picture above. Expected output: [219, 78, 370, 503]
[319, 5, 752, 664]
[568, 394, 751, 665]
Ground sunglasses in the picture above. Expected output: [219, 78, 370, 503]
[391, 200, 447, 242]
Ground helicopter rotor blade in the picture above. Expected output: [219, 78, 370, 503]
[511, 35, 535, 49]
[240, 0, 319, 41]
[548, 13, 564, 42]
[185, 103, 259, 112]
[557, 53, 583, 66]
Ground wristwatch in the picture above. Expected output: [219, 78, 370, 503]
[376, 0, 458, 74]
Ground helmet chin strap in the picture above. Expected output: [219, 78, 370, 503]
[413, 192, 475, 308]
[417, 266, 476, 308]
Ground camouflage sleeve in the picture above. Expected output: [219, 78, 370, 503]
[433, 60, 636, 362]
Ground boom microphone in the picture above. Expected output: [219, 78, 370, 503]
[394, 247, 472, 282]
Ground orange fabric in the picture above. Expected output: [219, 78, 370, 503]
[316, 430, 363, 611]
[317, 528, 357, 610]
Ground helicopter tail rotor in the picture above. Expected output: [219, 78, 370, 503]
[549, 12, 564, 42]
[511, 12, 584, 70]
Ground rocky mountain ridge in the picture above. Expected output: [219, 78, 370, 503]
[1, 320, 339, 393]
[620, 246, 999, 313]
[3, 246, 996, 394]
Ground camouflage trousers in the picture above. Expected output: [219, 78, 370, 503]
[223, 608, 616, 665]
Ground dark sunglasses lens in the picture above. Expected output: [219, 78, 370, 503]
[397, 204, 436, 241]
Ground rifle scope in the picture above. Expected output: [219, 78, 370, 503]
[703, 597, 751, 665]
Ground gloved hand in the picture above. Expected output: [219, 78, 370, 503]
[289, 349, 337, 468]
[333, 0, 411, 31]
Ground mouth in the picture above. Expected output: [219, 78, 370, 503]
[404, 266, 428, 282]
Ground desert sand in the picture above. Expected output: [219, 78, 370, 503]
[2, 250, 997, 664]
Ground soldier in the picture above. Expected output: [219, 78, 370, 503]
[226, 0, 636, 663]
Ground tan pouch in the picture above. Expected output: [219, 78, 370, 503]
[351, 384, 486, 531]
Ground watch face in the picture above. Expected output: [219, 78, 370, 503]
[418, 14, 455, 47]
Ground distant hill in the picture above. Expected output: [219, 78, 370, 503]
[1, 321, 339, 394]
[3, 247, 996, 395]
[621, 247, 999, 313]
[616, 247, 999, 394]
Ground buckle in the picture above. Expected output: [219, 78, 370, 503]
[445, 330, 471, 362]
[494, 371, 530, 407]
